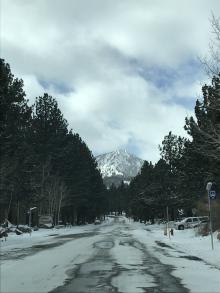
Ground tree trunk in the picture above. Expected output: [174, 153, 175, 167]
[7, 191, 13, 220]
[57, 191, 63, 225]
[16, 200, 20, 226]
[73, 207, 77, 225]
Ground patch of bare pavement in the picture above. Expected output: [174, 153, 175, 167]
[50, 221, 189, 293]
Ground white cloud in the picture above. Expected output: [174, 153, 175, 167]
[1, 0, 219, 162]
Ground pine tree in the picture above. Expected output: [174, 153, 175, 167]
[185, 75, 220, 162]
[29, 93, 68, 214]
[59, 132, 106, 224]
[0, 59, 107, 225]
[0, 59, 32, 223]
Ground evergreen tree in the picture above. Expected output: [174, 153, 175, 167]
[0, 59, 32, 223]
[59, 132, 106, 224]
[184, 75, 220, 226]
[185, 75, 220, 162]
[128, 161, 155, 222]
[159, 132, 187, 218]
[176, 140, 210, 214]
[0, 59, 109, 226]
[29, 93, 68, 214]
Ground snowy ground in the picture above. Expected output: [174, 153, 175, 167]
[1, 217, 220, 293]
[132, 222, 220, 293]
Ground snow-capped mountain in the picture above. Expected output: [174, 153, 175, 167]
[96, 149, 144, 186]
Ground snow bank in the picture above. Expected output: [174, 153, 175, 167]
[0, 217, 114, 253]
[132, 223, 220, 293]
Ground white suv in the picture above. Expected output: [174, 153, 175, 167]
[174, 216, 209, 230]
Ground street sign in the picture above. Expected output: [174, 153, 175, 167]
[206, 181, 217, 250]
[209, 190, 216, 199]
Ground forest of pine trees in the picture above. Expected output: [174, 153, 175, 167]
[1, 57, 220, 231]
[0, 59, 107, 226]
[99, 14, 220, 231]
[110, 75, 220, 231]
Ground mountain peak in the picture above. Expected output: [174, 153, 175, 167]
[96, 149, 144, 186]
[117, 148, 127, 153]
[115, 149, 129, 155]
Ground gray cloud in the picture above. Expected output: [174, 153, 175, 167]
[1, 0, 219, 161]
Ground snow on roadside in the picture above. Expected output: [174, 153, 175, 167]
[0, 217, 113, 253]
[1, 225, 90, 252]
[131, 223, 220, 293]
[140, 223, 220, 269]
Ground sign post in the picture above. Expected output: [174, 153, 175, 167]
[206, 182, 215, 250]
[166, 206, 170, 239]
[29, 207, 37, 228]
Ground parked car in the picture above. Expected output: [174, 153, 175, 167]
[94, 219, 101, 225]
[38, 215, 54, 228]
[174, 216, 209, 230]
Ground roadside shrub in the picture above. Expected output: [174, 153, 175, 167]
[217, 232, 220, 241]
[195, 223, 209, 237]
[210, 201, 220, 231]
[196, 199, 220, 232]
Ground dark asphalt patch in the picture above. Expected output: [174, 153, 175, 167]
[144, 228, 153, 233]
[124, 239, 189, 293]
[1, 231, 98, 261]
[0, 241, 64, 261]
[179, 255, 203, 261]
[56, 232, 97, 239]
[155, 241, 174, 249]
[50, 244, 117, 293]
[51, 233, 190, 293]
[32, 242, 63, 249]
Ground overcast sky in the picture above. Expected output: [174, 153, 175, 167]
[1, 0, 220, 162]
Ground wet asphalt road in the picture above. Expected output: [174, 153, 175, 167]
[49, 218, 188, 293]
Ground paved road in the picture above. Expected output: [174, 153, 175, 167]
[50, 218, 188, 293]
